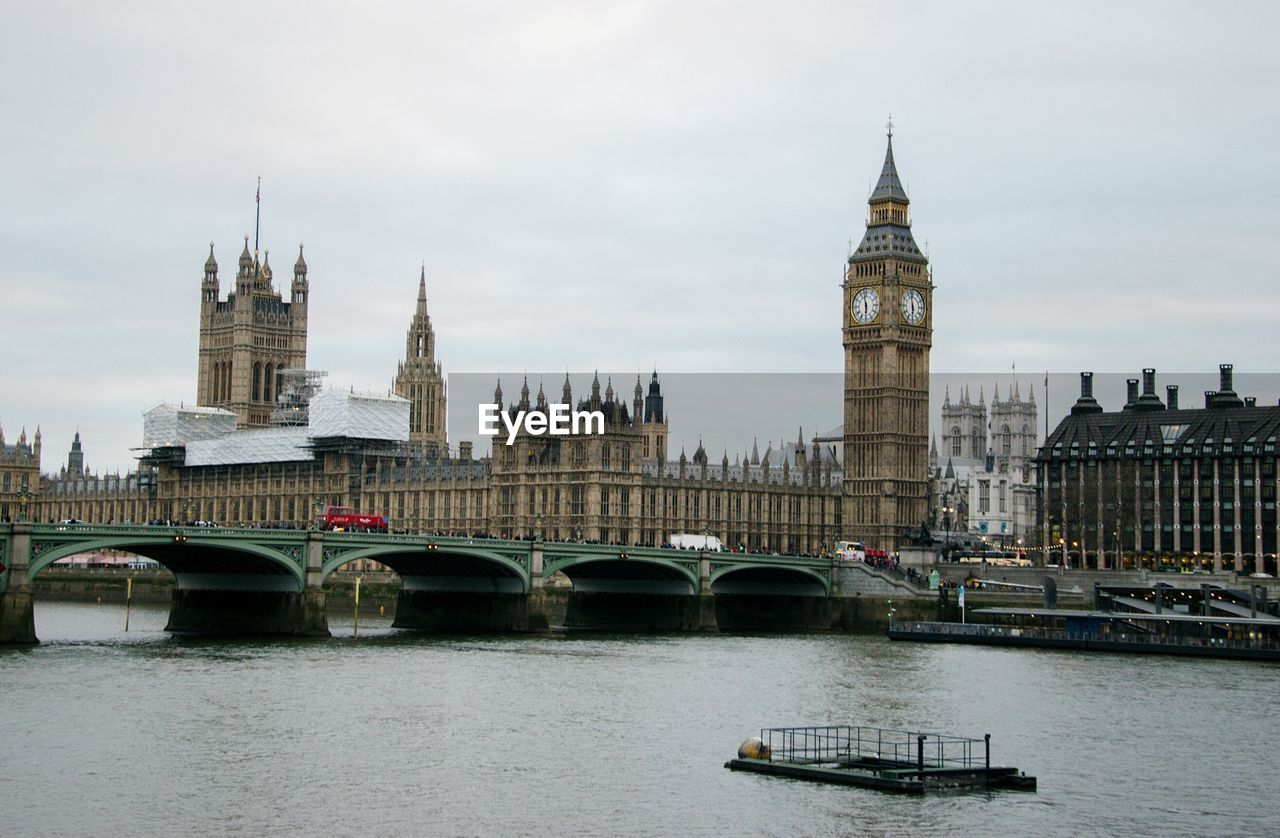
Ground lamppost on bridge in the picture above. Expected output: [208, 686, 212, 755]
[941, 505, 954, 561]
[312, 497, 327, 531]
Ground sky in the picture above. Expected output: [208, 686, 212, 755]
[3, 1, 1279, 473]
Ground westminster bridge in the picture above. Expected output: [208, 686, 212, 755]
[0, 522, 850, 642]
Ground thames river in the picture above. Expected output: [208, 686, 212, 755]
[3, 602, 1278, 836]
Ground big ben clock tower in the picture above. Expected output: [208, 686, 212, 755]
[842, 124, 932, 551]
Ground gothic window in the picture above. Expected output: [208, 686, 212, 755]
[621, 445, 630, 473]
[572, 443, 585, 467]
[1022, 424, 1030, 455]
[951, 427, 961, 457]
[979, 480, 990, 514]
[1001, 425, 1011, 457]
[264, 363, 274, 404]
[602, 444, 611, 469]
[252, 363, 262, 401]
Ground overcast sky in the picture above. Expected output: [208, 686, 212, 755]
[4, 1, 1279, 473]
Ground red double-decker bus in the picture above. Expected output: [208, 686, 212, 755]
[321, 505, 390, 533]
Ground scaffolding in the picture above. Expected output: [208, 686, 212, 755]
[270, 369, 328, 427]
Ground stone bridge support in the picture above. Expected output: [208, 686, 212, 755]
[526, 541, 550, 630]
[697, 551, 718, 631]
[0, 523, 37, 644]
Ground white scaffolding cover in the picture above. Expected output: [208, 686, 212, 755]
[308, 389, 410, 441]
[143, 390, 408, 467]
[184, 427, 312, 466]
[143, 404, 238, 447]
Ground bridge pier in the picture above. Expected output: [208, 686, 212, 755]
[165, 587, 329, 636]
[0, 523, 37, 644]
[562, 592, 715, 631]
[394, 590, 536, 632]
[714, 595, 836, 632]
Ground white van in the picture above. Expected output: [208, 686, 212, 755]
[668, 533, 725, 552]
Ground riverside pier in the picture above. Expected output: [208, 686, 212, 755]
[726, 725, 1036, 794]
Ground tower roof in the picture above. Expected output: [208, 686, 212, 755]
[869, 133, 909, 204]
[416, 263, 429, 317]
[849, 129, 926, 265]
[294, 243, 307, 273]
[205, 242, 218, 271]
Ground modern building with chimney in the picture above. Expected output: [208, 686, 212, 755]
[1037, 366, 1280, 575]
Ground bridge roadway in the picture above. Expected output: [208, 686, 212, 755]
[0, 522, 837, 642]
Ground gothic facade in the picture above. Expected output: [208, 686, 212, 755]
[0, 425, 41, 522]
[26, 135, 933, 556]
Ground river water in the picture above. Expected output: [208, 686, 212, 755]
[3, 601, 1278, 837]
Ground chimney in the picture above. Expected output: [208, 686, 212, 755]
[1205, 391, 1216, 409]
[1166, 385, 1179, 410]
[1134, 368, 1165, 411]
[1071, 372, 1103, 415]
[1124, 378, 1139, 407]
[1210, 364, 1243, 408]
[459, 440, 473, 460]
[1246, 396, 1257, 408]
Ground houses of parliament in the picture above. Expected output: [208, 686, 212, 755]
[4, 134, 934, 554]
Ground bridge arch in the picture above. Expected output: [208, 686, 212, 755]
[320, 541, 530, 594]
[543, 552, 698, 595]
[710, 564, 830, 597]
[26, 532, 306, 590]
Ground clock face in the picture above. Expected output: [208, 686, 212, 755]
[851, 287, 880, 324]
[901, 289, 925, 325]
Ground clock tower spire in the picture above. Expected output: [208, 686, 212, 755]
[842, 125, 932, 551]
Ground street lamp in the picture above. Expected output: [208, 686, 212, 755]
[941, 506, 954, 560]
